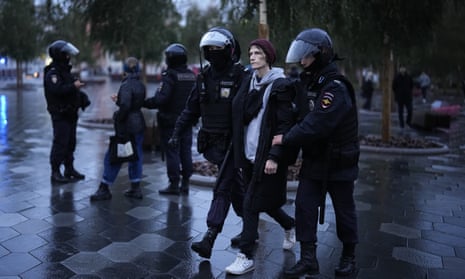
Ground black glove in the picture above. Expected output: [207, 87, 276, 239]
[80, 91, 91, 111]
[167, 135, 179, 148]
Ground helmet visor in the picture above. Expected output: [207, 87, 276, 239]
[199, 31, 231, 48]
[62, 42, 80, 56]
[285, 40, 318, 63]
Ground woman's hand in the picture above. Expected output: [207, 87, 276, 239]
[264, 159, 278, 174]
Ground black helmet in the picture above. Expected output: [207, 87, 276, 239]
[285, 28, 333, 65]
[123, 57, 140, 73]
[165, 43, 188, 68]
[199, 27, 241, 63]
[48, 40, 79, 64]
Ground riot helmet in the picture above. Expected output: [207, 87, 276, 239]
[199, 27, 241, 69]
[48, 40, 79, 64]
[285, 28, 333, 68]
[123, 57, 140, 74]
[165, 43, 188, 68]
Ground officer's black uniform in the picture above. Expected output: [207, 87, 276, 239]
[43, 40, 90, 183]
[281, 28, 359, 278]
[174, 62, 247, 225]
[170, 26, 248, 259]
[144, 43, 196, 195]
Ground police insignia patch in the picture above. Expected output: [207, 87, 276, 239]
[220, 87, 231, 98]
[51, 75, 58, 84]
[321, 92, 334, 109]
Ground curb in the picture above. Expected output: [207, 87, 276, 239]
[360, 143, 449, 155]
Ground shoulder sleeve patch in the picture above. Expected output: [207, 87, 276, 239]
[320, 92, 334, 109]
[51, 74, 58, 84]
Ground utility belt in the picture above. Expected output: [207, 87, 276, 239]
[48, 104, 78, 115]
[197, 129, 231, 165]
[304, 141, 359, 169]
[197, 129, 231, 154]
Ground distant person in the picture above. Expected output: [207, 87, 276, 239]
[43, 40, 90, 184]
[361, 72, 374, 110]
[392, 66, 414, 128]
[90, 57, 146, 201]
[417, 71, 431, 103]
[144, 43, 196, 195]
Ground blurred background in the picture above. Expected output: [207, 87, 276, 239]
[1, 0, 465, 107]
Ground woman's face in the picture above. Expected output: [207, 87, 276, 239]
[249, 45, 268, 71]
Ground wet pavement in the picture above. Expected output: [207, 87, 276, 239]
[1, 76, 465, 279]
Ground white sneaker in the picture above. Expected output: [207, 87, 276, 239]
[283, 228, 296, 250]
[225, 252, 255, 275]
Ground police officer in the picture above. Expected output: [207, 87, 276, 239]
[272, 28, 359, 277]
[44, 40, 90, 183]
[169, 27, 248, 259]
[144, 43, 196, 195]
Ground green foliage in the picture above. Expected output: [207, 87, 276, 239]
[0, 0, 41, 61]
[84, 0, 180, 63]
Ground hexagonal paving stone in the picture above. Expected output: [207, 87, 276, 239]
[392, 247, 443, 268]
[62, 252, 112, 274]
[0, 213, 28, 227]
[1, 234, 48, 252]
[0, 253, 41, 275]
[45, 212, 84, 227]
[125, 206, 163, 220]
[130, 233, 174, 252]
[98, 242, 143, 262]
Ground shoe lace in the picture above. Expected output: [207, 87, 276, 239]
[237, 253, 251, 268]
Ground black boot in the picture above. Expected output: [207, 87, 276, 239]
[51, 168, 70, 184]
[284, 242, 319, 277]
[335, 243, 357, 276]
[191, 227, 218, 259]
[159, 181, 180, 195]
[124, 182, 143, 199]
[180, 177, 189, 195]
[90, 183, 112, 201]
[64, 166, 85, 180]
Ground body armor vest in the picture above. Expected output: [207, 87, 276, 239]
[200, 64, 243, 132]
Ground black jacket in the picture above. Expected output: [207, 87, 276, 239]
[43, 62, 81, 120]
[283, 63, 359, 181]
[113, 72, 146, 137]
[392, 72, 414, 102]
[232, 75, 296, 211]
[144, 65, 196, 128]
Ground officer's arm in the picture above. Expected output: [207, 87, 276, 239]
[283, 83, 350, 146]
[45, 71, 78, 96]
[144, 72, 175, 109]
[173, 83, 201, 134]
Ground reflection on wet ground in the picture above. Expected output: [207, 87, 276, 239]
[0, 77, 464, 278]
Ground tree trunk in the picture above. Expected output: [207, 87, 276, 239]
[16, 61, 23, 88]
[258, 0, 269, 39]
[380, 35, 394, 141]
